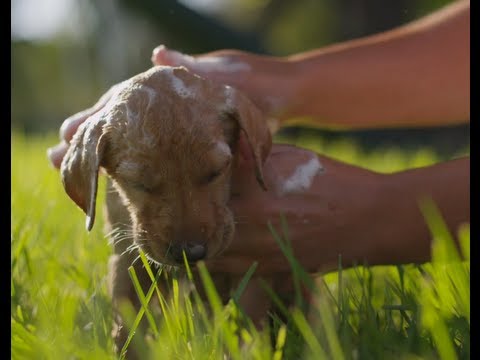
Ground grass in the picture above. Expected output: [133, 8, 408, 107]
[11, 131, 469, 359]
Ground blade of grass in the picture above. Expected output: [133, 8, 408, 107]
[196, 262, 222, 316]
[120, 266, 163, 356]
[128, 265, 159, 336]
[272, 324, 287, 360]
[232, 262, 258, 303]
[419, 198, 460, 263]
[420, 198, 470, 320]
[458, 223, 470, 260]
[259, 278, 290, 321]
[291, 308, 328, 359]
[421, 281, 458, 360]
[267, 219, 315, 309]
[315, 285, 345, 360]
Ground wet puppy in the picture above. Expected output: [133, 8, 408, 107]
[60, 66, 272, 354]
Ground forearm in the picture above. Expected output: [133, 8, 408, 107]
[207, 147, 469, 275]
[284, 0, 469, 129]
[289, 156, 469, 272]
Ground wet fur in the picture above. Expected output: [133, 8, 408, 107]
[60, 66, 293, 356]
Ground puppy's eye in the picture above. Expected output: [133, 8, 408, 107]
[204, 170, 222, 184]
[132, 182, 154, 193]
[202, 159, 231, 185]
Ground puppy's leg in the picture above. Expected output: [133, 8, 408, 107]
[104, 179, 161, 358]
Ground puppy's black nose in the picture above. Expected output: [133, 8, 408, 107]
[171, 243, 207, 263]
[186, 244, 207, 261]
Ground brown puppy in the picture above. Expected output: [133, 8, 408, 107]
[60, 66, 276, 354]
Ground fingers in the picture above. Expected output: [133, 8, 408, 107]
[151, 45, 186, 67]
[59, 110, 91, 142]
[46, 141, 69, 169]
[48, 83, 120, 170]
[61, 85, 119, 142]
[48, 110, 97, 170]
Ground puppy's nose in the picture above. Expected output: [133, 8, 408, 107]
[171, 243, 207, 263]
[186, 243, 207, 261]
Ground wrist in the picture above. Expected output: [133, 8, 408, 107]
[269, 56, 307, 124]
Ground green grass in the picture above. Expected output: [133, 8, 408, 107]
[11, 132, 469, 359]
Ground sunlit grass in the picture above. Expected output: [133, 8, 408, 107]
[11, 132, 469, 359]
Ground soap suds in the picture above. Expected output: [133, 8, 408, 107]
[124, 84, 157, 123]
[279, 156, 324, 195]
[169, 73, 195, 99]
[215, 141, 232, 157]
[224, 85, 234, 109]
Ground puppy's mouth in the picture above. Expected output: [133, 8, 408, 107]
[134, 217, 235, 267]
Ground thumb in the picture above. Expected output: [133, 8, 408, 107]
[151, 45, 192, 67]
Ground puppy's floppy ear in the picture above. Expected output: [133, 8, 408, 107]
[60, 117, 108, 231]
[225, 87, 272, 190]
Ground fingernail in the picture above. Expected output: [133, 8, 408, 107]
[152, 44, 166, 61]
[152, 45, 173, 65]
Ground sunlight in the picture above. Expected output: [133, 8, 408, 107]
[11, 0, 94, 42]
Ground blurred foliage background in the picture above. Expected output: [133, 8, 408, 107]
[11, 0, 468, 156]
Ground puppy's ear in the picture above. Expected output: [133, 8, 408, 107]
[225, 87, 272, 190]
[60, 117, 108, 231]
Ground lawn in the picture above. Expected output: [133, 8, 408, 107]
[11, 131, 469, 359]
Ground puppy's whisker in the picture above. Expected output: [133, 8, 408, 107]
[109, 233, 136, 246]
[131, 253, 142, 266]
[104, 225, 136, 238]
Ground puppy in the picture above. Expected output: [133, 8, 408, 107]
[60, 66, 280, 354]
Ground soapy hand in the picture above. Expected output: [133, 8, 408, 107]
[151, 45, 295, 122]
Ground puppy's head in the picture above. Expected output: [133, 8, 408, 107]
[61, 66, 271, 265]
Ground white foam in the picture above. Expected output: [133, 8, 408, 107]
[215, 141, 232, 157]
[124, 103, 139, 123]
[224, 85, 234, 108]
[138, 84, 157, 103]
[170, 73, 196, 98]
[124, 84, 157, 123]
[279, 156, 323, 195]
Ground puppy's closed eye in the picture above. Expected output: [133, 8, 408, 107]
[201, 159, 231, 185]
[132, 182, 155, 194]
[128, 180, 164, 194]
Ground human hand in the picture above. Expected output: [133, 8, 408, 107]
[151, 45, 296, 123]
[205, 143, 389, 275]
